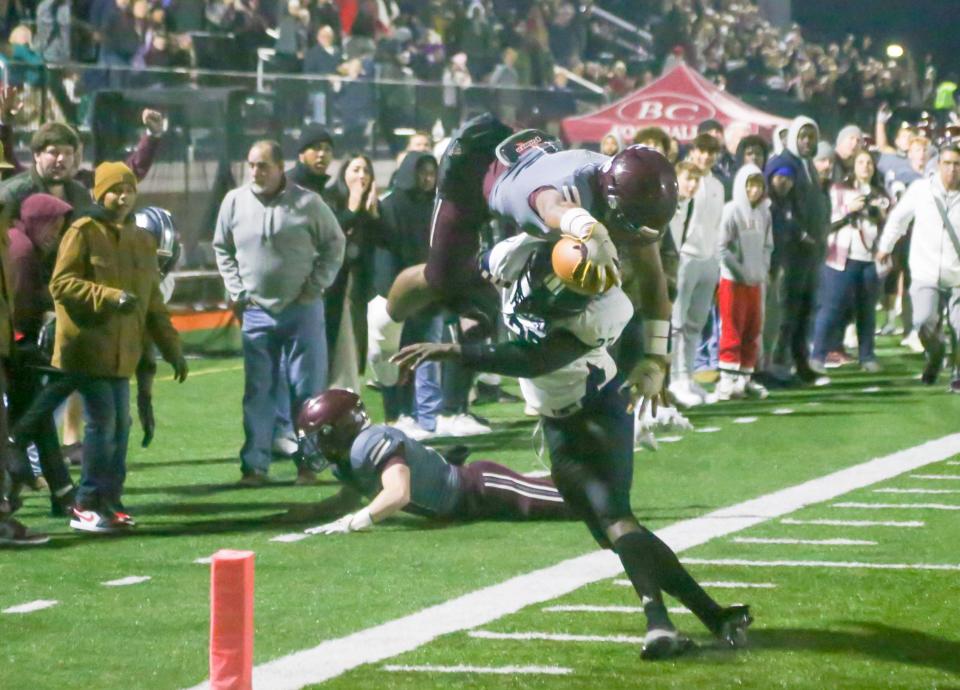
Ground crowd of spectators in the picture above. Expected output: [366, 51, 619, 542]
[0, 0, 956, 142]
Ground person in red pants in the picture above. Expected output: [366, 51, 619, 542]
[716, 165, 773, 400]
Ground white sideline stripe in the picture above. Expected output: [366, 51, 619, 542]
[733, 417, 758, 424]
[874, 488, 960, 495]
[862, 386, 881, 393]
[271, 533, 309, 543]
[910, 474, 960, 480]
[382, 664, 572, 676]
[2, 599, 59, 614]
[833, 502, 960, 510]
[185, 432, 960, 690]
[781, 518, 924, 528]
[947, 461, 960, 466]
[682, 557, 960, 572]
[543, 604, 690, 615]
[771, 408, 794, 415]
[193, 557, 213, 565]
[102, 576, 151, 587]
[695, 426, 721, 433]
[470, 630, 644, 644]
[732, 537, 877, 546]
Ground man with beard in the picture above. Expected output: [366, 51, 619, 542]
[286, 125, 335, 196]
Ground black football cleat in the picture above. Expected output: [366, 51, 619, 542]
[714, 604, 753, 648]
[640, 628, 697, 661]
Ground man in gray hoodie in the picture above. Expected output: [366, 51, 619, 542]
[764, 116, 831, 383]
[214, 140, 345, 484]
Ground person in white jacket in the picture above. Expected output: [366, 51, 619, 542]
[877, 142, 960, 390]
[716, 164, 773, 400]
[669, 133, 725, 408]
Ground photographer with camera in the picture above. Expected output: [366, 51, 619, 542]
[810, 149, 890, 374]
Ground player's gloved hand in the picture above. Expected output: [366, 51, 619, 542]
[626, 355, 669, 418]
[650, 404, 693, 431]
[305, 508, 374, 535]
[171, 354, 189, 383]
[565, 221, 621, 294]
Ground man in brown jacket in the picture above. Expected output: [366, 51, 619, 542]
[49, 162, 188, 533]
[0, 211, 49, 545]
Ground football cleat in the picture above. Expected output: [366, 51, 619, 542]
[641, 628, 697, 660]
[713, 604, 753, 648]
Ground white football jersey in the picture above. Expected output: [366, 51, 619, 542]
[485, 235, 634, 417]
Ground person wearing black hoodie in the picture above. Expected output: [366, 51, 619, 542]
[373, 151, 442, 438]
[764, 116, 831, 383]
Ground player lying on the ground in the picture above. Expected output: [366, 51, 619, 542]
[296, 389, 575, 533]
[392, 235, 752, 661]
[368, 114, 677, 414]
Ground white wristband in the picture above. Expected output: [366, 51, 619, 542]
[348, 508, 374, 532]
[644, 319, 671, 356]
[560, 207, 600, 240]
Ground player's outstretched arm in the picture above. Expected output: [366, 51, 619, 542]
[306, 463, 411, 535]
[392, 330, 593, 380]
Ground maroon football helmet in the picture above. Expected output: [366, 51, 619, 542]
[597, 145, 678, 244]
[296, 389, 370, 462]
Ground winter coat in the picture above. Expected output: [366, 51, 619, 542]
[718, 165, 773, 285]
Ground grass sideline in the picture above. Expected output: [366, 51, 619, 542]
[2, 340, 960, 689]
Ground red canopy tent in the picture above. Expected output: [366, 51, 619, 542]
[561, 64, 790, 145]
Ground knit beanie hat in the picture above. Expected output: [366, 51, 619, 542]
[835, 125, 862, 148]
[814, 141, 834, 161]
[94, 162, 137, 202]
[298, 124, 334, 153]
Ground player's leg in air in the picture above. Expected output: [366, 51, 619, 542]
[368, 114, 512, 386]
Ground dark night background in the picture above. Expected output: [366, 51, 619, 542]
[794, 1, 959, 78]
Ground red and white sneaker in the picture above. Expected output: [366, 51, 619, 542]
[69, 507, 122, 534]
[109, 511, 137, 528]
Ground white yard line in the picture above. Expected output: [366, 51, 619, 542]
[193, 557, 213, 565]
[874, 488, 960, 495]
[733, 417, 758, 424]
[469, 630, 645, 644]
[732, 537, 876, 546]
[658, 435, 683, 443]
[910, 474, 960, 480]
[682, 558, 960, 572]
[102, 576, 151, 587]
[771, 408, 794, 415]
[833, 502, 960, 510]
[780, 518, 924, 528]
[270, 533, 309, 543]
[382, 664, 572, 676]
[695, 426, 722, 433]
[184, 431, 960, 690]
[862, 387, 881, 393]
[612, 578, 776, 589]
[2, 599, 59, 614]
[947, 461, 960, 466]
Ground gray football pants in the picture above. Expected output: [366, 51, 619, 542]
[910, 283, 960, 369]
[671, 255, 720, 378]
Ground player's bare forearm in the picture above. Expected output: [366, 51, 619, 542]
[366, 463, 411, 522]
[623, 240, 672, 329]
[535, 188, 581, 231]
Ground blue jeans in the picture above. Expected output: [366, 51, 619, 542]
[241, 300, 327, 475]
[381, 312, 443, 430]
[75, 376, 131, 511]
[811, 260, 878, 362]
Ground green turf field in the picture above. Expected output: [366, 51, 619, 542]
[2, 340, 959, 689]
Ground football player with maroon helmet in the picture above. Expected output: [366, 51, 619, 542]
[392, 236, 752, 661]
[296, 389, 572, 534]
[368, 113, 678, 415]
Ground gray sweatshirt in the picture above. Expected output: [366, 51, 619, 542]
[214, 181, 345, 314]
[719, 164, 773, 285]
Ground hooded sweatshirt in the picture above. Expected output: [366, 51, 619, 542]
[719, 165, 773, 285]
[376, 151, 436, 295]
[7, 193, 73, 339]
[765, 116, 830, 249]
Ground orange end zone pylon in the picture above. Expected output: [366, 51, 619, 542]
[209, 550, 255, 690]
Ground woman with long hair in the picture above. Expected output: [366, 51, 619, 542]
[810, 149, 890, 372]
[323, 153, 384, 391]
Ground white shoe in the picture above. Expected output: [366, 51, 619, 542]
[900, 330, 924, 353]
[689, 380, 717, 405]
[391, 415, 433, 441]
[715, 374, 744, 401]
[668, 380, 703, 409]
[843, 323, 858, 350]
[435, 413, 491, 437]
[743, 378, 769, 399]
[272, 436, 299, 457]
[524, 404, 539, 417]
